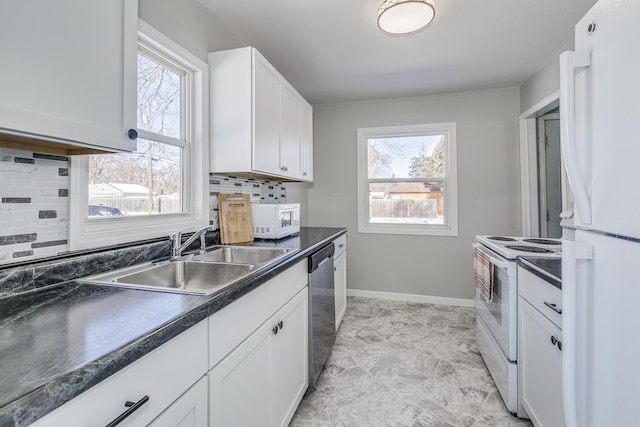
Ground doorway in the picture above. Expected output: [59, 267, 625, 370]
[537, 110, 562, 237]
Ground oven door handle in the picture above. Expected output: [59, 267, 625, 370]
[473, 243, 509, 270]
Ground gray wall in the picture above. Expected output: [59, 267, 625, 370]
[519, 40, 573, 113]
[308, 88, 521, 300]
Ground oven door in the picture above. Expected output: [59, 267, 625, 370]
[473, 244, 518, 361]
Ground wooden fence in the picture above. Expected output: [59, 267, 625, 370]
[89, 196, 181, 215]
[369, 199, 438, 219]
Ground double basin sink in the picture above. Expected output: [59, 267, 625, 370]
[80, 246, 295, 296]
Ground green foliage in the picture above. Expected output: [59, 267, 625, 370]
[408, 137, 445, 178]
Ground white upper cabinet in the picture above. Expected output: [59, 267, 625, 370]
[0, 0, 138, 153]
[209, 47, 313, 182]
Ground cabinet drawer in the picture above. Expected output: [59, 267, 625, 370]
[32, 320, 208, 427]
[334, 234, 347, 258]
[518, 267, 562, 328]
[208, 260, 307, 369]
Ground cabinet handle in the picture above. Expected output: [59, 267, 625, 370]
[105, 395, 149, 427]
[550, 336, 563, 351]
[338, 244, 344, 248]
[273, 325, 279, 334]
[127, 129, 138, 140]
[278, 320, 283, 330]
[303, 172, 307, 176]
[544, 301, 562, 314]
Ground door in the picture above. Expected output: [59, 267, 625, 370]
[280, 84, 302, 179]
[149, 377, 208, 427]
[563, 230, 640, 427]
[300, 101, 313, 181]
[519, 298, 564, 427]
[537, 112, 562, 238]
[209, 321, 271, 427]
[270, 289, 308, 427]
[473, 245, 517, 361]
[562, 0, 640, 238]
[253, 53, 281, 176]
[0, 0, 137, 152]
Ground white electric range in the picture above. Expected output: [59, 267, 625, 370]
[473, 235, 561, 417]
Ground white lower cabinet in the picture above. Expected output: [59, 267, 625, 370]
[31, 321, 208, 427]
[333, 234, 347, 330]
[270, 289, 309, 426]
[209, 287, 308, 427]
[518, 266, 564, 427]
[30, 260, 310, 427]
[149, 376, 208, 427]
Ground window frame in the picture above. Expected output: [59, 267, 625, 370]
[69, 19, 209, 250]
[356, 123, 458, 237]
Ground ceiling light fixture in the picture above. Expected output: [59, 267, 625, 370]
[377, 0, 436, 35]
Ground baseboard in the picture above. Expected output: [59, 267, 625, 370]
[346, 288, 474, 308]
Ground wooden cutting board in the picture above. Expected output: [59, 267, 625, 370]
[218, 194, 254, 244]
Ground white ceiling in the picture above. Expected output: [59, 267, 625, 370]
[198, 0, 598, 105]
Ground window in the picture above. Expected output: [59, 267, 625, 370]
[357, 123, 458, 236]
[69, 20, 209, 250]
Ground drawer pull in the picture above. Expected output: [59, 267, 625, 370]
[105, 395, 149, 427]
[544, 301, 562, 314]
[278, 320, 284, 330]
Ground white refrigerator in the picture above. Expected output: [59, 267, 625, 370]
[560, 0, 640, 426]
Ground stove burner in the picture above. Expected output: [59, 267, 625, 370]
[487, 236, 517, 242]
[522, 238, 561, 245]
[504, 245, 554, 253]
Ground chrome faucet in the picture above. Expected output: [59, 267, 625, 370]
[170, 225, 213, 260]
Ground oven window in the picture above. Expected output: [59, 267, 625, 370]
[488, 267, 504, 326]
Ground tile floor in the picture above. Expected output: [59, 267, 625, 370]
[290, 297, 532, 427]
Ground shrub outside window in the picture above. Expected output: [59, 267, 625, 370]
[357, 123, 458, 236]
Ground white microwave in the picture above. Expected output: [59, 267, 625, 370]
[251, 203, 300, 239]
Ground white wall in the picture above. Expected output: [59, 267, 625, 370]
[139, 0, 240, 62]
[308, 88, 521, 300]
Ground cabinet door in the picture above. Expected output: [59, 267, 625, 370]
[300, 101, 313, 182]
[334, 251, 347, 330]
[271, 288, 309, 427]
[519, 298, 564, 427]
[0, 0, 137, 152]
[209, 321, 271, 427]
[253, 54, 282, 176]
[149, 376, 208, 427]
[280, 85, 302, 179]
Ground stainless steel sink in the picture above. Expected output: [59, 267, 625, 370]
[80, 260, 255, 295]
[188, 246, 293, 265]
[80, 245, 295, 295]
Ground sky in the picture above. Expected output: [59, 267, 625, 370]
[370, 135, 441, 178]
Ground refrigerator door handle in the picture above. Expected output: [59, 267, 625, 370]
[560, 50, 592, 225]
[562, 239, 593, 427]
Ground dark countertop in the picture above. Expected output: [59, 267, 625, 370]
[517, 256, 562, 290]
[0, 226, 346, 427]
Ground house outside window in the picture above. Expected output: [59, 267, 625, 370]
[69, 20, 208, 250]
[357, 123, 458, 236]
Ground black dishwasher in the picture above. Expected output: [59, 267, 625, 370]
[308, 242, 336, 387]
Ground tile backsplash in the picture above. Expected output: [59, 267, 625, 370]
[0, 148, 69, 264]
[0, 146, 288, 266]
[208, 174, 287, 229]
